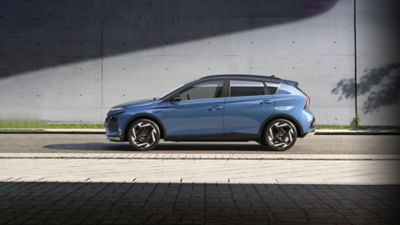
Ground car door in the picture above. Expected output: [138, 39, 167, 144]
[164, 80, 225, 139]
[223, 79, 278, 137]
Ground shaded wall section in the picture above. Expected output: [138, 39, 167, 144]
[0, 0, 398, 125]
[353, 0, 399, 126]
[332, 0, 400, 126]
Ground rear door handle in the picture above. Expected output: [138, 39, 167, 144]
[208, 105, 223, 111]
[260, 99, 274, 105]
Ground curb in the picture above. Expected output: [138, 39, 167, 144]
[0, 128, 399, 135]
[314, 129, 400, 135]
[1, 153, 399, 161]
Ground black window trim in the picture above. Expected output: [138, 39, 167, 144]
[161, 77, 280, 102]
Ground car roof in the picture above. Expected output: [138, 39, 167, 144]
[199, 74, 298, 86]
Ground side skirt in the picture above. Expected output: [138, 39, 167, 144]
[164, 133, 259, 142]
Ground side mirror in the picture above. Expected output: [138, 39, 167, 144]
[170, 95, 182, 102]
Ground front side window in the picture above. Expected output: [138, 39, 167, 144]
[230, 80, 265, 97]
[179, 80, 223, 101]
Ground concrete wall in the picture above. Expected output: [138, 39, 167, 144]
[0, 0, 398, 125]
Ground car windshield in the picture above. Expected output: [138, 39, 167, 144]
[158, 79, 195, 100]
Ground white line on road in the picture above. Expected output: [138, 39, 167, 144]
[0, 152, 399, 160]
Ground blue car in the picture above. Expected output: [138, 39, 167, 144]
[105, 74, 315, 151]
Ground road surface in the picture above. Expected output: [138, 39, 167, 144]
[0, 133, 398, 154]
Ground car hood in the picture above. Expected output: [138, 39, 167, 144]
[112, 99, 158, 109]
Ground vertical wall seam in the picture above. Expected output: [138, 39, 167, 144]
[100, 0, 105, 117]
[101, 20, 104, 111]
[354, 0, 358, 126]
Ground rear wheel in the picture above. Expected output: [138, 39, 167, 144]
[262, 119, 297, 151]
[128, 119, 160, 151]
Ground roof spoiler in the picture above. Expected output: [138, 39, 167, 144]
[268, 75, 297, 87]
[282, 79, 299, 87]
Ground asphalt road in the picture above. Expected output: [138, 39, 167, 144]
[0, 133, 398, 154]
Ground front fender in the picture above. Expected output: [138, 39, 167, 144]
[120, 112, 166, 141]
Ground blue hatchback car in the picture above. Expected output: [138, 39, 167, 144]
[105, 74, 315, 151]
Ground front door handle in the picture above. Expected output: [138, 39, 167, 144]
[208, 106, 223, 111]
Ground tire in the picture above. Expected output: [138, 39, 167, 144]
[261, 118, 297, 151]
[128, 119, 160, 151]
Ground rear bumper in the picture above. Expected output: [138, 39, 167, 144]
[299, 113, 315, 138]
[303, 128, 316, 136]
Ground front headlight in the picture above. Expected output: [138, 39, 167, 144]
[109, 107, 124, 112]
[107, 107, 126, 116]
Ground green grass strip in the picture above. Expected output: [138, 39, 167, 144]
[0, 120, 103, 129]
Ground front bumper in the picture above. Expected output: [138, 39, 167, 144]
[104, 115, 123, 142]
[107, 135, 123, 142]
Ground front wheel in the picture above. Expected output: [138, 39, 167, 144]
[261, 119, 297, 151]
[128, 119, 160, 151]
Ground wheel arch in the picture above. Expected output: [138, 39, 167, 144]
[122, 113, 165, 141]
[258, 113, 304, 138]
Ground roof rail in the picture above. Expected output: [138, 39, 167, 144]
[200, 74, 281, 80]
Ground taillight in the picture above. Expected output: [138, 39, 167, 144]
[300, 89, 311, 109]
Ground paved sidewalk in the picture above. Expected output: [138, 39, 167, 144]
[1, 154, 399, 184]
[1, 154, 399, 224]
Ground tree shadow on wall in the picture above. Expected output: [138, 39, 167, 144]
[332, 63, 400, 114]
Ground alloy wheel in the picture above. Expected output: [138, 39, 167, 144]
[129, 120, 160, 150]
[264, 119, 297, 151]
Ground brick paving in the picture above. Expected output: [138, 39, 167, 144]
[0, 153, 399, 224]
[0, 182, 399, 225]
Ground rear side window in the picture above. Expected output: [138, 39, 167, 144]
[230, 80, 264, 97]
[265, 82, 279, 95]
[230, 80, 278, 97]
